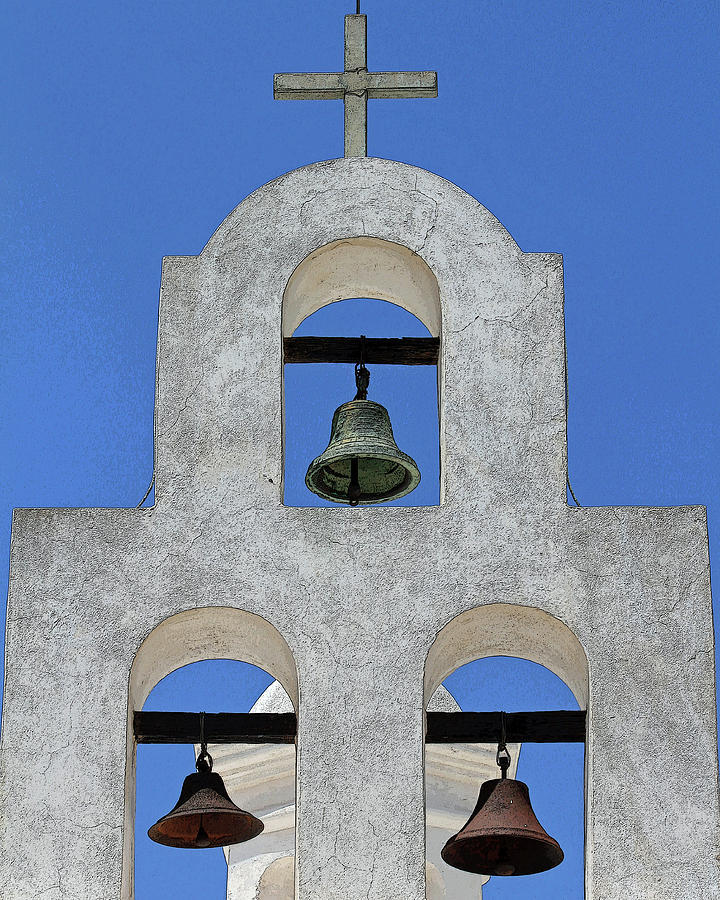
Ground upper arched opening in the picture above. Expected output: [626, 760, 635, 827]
[283, 297, 440, 507]
[282, 236, 441, 337]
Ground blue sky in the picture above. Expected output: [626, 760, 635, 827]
[1, 1, 718, 898]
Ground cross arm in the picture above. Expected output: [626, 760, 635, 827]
[366, 71, 438, 99]
[274, 73, 345, 101]
[274, 71, 438, 101]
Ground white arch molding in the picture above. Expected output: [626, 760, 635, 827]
[257, 855, 295, 898]
[282, 236, 441, 338]
[424, 603, 589, 709]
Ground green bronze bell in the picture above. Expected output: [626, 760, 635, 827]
[305, 350, 420, 506]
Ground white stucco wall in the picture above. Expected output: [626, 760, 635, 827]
[216, 681, 519, 899]
[0, 157, 718, 900]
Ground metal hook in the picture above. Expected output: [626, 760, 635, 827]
[196, 711, 213, 772]
[354, 335, 370, 400]
[496, 711, 511, 779]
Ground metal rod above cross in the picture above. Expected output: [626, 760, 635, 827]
[274, 14, 437, 157]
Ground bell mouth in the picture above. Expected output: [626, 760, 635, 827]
[307, 453, 419, 505]
[442, 832, 564, 876]
[148, 806, 264, 849]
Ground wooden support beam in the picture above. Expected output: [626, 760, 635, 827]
[134, 709, 585, 746]
[425, 710, 586, 744]
[283, 336, 439, 365]
[134, 711, 297, 745]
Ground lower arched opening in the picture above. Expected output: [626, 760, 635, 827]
[126, 608, 298, 900]
[424, 604, 589, 899]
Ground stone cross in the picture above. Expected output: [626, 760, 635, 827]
[274, 14, 437, 157]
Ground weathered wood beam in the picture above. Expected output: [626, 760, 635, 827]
[426, 710, 586, 744]
[283, 336, 439, 365]
[134, 709, 585, 745]
[134, 711, 297, 745]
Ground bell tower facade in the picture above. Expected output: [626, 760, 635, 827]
[2, 8, 719, 898]
[1, 155, 719, 900]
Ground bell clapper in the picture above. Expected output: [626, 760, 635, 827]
[194, 820, 211, 849]
[348, 457, 361, 505]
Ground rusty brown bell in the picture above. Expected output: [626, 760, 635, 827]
[148, 751, 263, 850]
[442, 729, 564, 878]
[441, 775, 564, 877]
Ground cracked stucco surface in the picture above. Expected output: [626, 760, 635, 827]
[0, 157, 718, 899]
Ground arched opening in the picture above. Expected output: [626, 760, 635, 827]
[125, 608, 298, 900]
[284, 297, 439, 506]
[424, 605, 589, 899]
[135, 659, 278, 899]
[282, 237, 442, 508]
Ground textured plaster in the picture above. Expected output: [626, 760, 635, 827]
[217, 681, 517, 899]
[0, 157, 718, 900]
